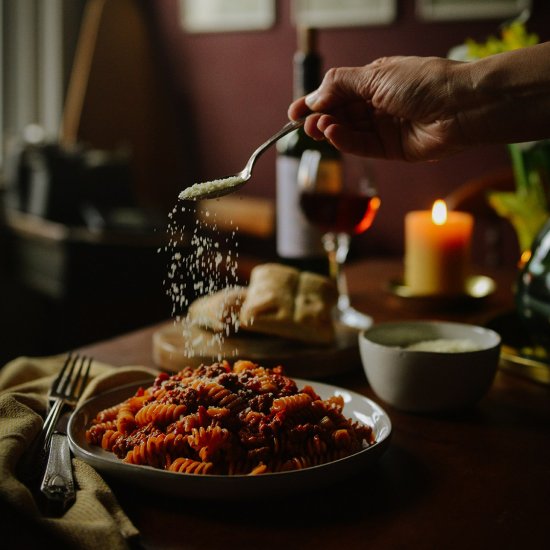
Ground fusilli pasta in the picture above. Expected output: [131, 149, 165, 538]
[85, 360, 375, 475]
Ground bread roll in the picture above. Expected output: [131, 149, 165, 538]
[187, 285, 247, 333]
[294, 271, 338, 343]
[239, 263, 298, 325]
[240, 263, 337, 344]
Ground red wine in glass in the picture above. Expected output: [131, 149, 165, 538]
[297, 152, 379, 329]
[299, 191, 381, 235]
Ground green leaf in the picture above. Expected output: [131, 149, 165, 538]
[488, 190, 549, 252]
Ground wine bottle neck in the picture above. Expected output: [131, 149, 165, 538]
[293, 27, 321, 99]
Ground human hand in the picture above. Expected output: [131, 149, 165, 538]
[288, 56, 471, 162]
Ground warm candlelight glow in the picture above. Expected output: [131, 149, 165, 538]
[405, 202, 474, 295]
[355, 196, 381, 234]
[432, 200, 447, 225]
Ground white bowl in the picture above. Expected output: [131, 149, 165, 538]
[359, 321, 501, 413]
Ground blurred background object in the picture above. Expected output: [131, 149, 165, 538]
[0, 0, 193, 365]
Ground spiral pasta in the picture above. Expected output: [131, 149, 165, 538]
[86, 360, 375, 476]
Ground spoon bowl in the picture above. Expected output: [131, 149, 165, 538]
[179, 118, 305, 201]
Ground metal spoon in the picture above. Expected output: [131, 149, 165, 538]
[179, 118, 305, 201]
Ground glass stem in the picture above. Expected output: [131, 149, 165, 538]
[322, 232, 351, 311]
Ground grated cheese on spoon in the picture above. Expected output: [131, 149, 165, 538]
[179, 176, 245, 201]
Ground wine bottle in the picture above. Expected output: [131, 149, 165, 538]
[276, 27, 342, 275]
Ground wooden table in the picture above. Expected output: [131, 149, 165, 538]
[80, 259, 550, 549]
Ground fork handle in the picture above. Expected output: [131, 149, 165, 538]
[17, 399, 63, 482]
[40, 433, 75, 514]
[42, 399, 64, 451]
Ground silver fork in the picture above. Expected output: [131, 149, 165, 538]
[19, 353, 92, 485]
[41, 353, 92, 453]
[38, 353, 92, 513]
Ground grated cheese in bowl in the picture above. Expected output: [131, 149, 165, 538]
[405, 338, 482, 353]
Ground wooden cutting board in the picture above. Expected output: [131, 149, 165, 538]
[152, 321, 361, 379]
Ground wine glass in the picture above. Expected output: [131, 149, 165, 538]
[298, 151, 380, 329]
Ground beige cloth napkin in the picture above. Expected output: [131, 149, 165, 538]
[0, 354, 159, 549]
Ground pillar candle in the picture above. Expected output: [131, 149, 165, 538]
[405, 200, 474, 295]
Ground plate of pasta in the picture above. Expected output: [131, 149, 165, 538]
[68, 360, 391, 499]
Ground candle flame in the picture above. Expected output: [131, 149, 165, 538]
[432, 200, 447, 225]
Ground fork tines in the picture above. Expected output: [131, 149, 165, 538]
[43, 353, 92, 446]
[51, 353, 92, 403]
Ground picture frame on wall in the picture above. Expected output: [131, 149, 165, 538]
[293, 0, 397, 28]
[180, 0, 275, 33]
[416, 0, 532, 21]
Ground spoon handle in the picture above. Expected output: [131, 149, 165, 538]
[267, 117, 305, 144]
[245, 118, 305, 173]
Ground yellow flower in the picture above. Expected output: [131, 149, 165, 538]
[466, 21, 538, 59]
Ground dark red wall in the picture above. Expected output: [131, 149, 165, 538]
[149, 0, 550, 263]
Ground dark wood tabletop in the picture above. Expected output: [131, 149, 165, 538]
[80, 258, 550, 550]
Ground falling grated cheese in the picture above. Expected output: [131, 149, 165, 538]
[160, 203, 241, 360]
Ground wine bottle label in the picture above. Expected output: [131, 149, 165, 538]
[276, 156, 325, 258]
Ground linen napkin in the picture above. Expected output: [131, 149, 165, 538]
[0, 354, 159, 550]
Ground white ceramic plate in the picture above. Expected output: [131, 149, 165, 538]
[68, 378, 391, 500]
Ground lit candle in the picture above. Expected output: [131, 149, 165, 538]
[405, 200, 474, 295]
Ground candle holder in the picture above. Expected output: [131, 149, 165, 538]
[388, 275, 496, 305]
